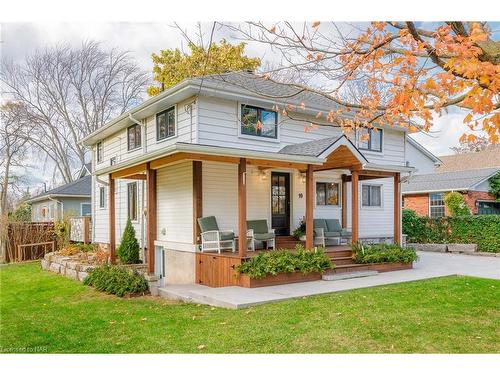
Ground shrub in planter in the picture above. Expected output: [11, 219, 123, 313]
[83, 265, 148, 297]
[351, 243, 418, 264]
[292, 217, 306, 240]
[236, 245, 333, 279]
[117, 218, 140, 264]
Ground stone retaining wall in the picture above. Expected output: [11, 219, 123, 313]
[41, 252, 148, 282]
[406, 243, 499, 257]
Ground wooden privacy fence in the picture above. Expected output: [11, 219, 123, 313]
[2, 222, 56, 263]
[70, 216, 91, 243]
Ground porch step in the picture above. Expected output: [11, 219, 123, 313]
[275, 236, 305, 249]
[329, 256, 354, 266]
[322, 270, 378, 281]
[329, 263, 379, 274]
[326, 249, 353, 258]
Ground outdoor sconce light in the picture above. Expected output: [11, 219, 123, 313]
[300, 173, 306, 183]
[260, 170, 268, 181]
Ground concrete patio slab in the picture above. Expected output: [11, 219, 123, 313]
[158, 251, 500, 309]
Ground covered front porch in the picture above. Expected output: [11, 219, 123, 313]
[103, 136, 410, 287]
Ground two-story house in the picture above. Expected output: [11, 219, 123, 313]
[81, 71, 415, 287]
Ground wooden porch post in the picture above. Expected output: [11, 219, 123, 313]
[146, 163, 157, 274]
[351, 170, 359, 244]
[238, 158, 247, 257]
[193, 161, 203, 245]
[305, 164, 314, 249]
[394, 172, 401, 245]
[341, 174, 347, 228]
[108, 175, 116, 263]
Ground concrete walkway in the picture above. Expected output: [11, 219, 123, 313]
[158, 251, 500, 309]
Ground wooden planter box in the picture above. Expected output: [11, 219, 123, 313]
[366, 262, 413, 272]
[238, 271, 322, 288]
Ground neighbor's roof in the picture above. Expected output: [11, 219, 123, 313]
[402, 167, 499, 194]
[435, 146, 500, 173]
[27, 175, 92, 203]
[81, 71, 408, 145]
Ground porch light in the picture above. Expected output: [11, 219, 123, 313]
[301, 173, 306, 183]
[260, 170, 268, 181]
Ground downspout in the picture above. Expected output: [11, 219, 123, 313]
[129, 112, 147, 256]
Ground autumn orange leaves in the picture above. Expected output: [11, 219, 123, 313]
[257, 21, 499, 144]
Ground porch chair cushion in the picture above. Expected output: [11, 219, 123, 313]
[326, 219, 342, 233]
[313, 219, 328, 231]
[247, 220, 270, 235]
[197, 216, 219, 233]
[254, 232, 275, 241]
[220, 231, 235, 241]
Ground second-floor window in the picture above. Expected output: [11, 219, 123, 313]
[241, 104, 278, 139]
[96, 142, 103, 163]
[358, 128, 382, 152]
[127, 124, 141, 151]
[156, 107, 176, 141]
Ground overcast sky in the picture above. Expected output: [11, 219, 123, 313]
[0, 22, 484, 184]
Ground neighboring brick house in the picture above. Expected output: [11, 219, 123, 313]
[402, 167, 500, 217]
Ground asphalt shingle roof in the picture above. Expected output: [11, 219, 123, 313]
[31, 175, 91, 200]
[436, 146, 500, 173]
[402, 167, 499, 193]
[278, 137, 342, 157]
[192, 71, 340, 110]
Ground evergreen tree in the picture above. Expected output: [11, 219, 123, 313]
[117, 218, 140, 264]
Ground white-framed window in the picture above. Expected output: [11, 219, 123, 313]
[127, 124, 142, 151]
[156, 106, 176, 141]
[81, 203, 91, 216]
[240, 104, 278, 139]
[96, 142, 103, 163]
[127, 182, 138, 221]
[358, 128, 383, 152]
[316, 182, 340, 206]
[429, 193, 445, 218]
[362, 184, 382, 207]
[99, 186, 106, 209]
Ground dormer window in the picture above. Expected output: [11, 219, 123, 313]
[241, 104, 278, 139]
[358, 128, 382, 152]
[127, 124, 142, 151]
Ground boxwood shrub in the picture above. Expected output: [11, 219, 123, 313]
[83, 265, 148, 297]
[236, 245, 333, 279]
[351, 243, 418, 264]
[403, 209, 500, 252]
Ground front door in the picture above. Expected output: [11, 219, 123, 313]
[271, 172, 291, 236]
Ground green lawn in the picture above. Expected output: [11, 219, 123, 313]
[1, 262, 499, 353]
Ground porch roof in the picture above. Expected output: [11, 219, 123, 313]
[96, 140, 414, 179]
